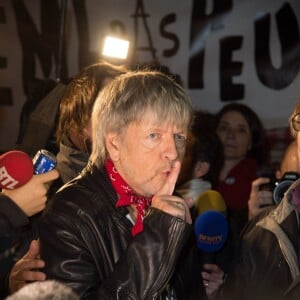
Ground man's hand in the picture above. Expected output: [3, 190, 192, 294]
[201, 263, 224, 299]
[248, 177, 274, 220]
[9, 240, 46, 293]
[151, 161, 192, 224]
[3, 169, 59, 217]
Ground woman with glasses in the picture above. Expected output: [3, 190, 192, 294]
[219, 101, 300, 300]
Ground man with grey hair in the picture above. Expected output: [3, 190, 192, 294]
[38, 71, 216, 299]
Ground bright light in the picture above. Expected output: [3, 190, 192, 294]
[102, 36, 130, 60]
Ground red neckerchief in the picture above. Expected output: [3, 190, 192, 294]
[105, 159, 152, 236]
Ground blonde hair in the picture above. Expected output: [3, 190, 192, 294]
[90, 70, 192, 166]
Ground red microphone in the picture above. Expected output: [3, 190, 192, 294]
[0, 150, 34, 189]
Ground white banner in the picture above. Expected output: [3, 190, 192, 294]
[0, 0, 300, 151]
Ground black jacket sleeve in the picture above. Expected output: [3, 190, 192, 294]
[0, 193, 29, 237]
[0, 193, 29, 298]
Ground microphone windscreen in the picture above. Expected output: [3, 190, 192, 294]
[0, 150, 34, 189]
[195, 190, 226, 216]
[194, 210, 228, 253]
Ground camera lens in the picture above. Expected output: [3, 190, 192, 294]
[273, 180, 294, 204]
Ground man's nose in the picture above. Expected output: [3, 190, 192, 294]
[162, 136, 178, 161]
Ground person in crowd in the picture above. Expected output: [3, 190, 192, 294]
[175, 110, 226, 299]
[277, 140, 299, 177]
[16, 78, 59, 156]
[175, 110, 225, 299]
[218, 100, 300, 300]
[54, 60, 127, 185]
[215, 102, 270, 233]
[248, 139, 299, 220]
[175, 130, 216, 202]
[5, 61, 127, 297]
[176, 110, 224, 199]
[0, 170, 59, 297]
[38, 70, 223, 299]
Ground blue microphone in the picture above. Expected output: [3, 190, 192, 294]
[194, 210, 228, 263]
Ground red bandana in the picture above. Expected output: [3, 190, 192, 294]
[105, 159, 152, 236]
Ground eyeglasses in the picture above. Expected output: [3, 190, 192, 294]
[291, 113, 300, 132]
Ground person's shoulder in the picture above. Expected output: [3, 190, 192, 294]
[44, 164, 114, 218]
[44, 179, 94, 215]
[240, 205, 275, 239]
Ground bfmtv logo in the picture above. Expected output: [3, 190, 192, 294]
[198, 233, 223, 245]
[0, 166, 19, 189]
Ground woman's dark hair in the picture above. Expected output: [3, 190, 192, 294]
[215, 102, 270, 167]
[56, 60, 126, 145]
[190, 110, 224, 188]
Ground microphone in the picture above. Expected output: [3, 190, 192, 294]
[193, 190, 228, 264]
[194, 210, 228, 253]
[195, 190, 227, 216]
[0, 150, 34, 189]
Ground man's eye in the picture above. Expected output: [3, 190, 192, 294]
[174, 134, 186, 141]
[149, 133, 158, 139]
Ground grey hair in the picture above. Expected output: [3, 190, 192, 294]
[6, 280, 79, 300]
[90, 70, 192, 166]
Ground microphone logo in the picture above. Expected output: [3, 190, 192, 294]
[0, 166, 19, 189]
[198, 234, 223, 245]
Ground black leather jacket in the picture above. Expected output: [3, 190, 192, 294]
[38, 163, 205, 299]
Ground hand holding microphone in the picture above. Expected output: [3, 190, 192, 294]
[194, 190, 227, 298]
[194, 211, 227, 299]
[0, 149, 57, 190]
[2, 169, 59, 216]
[201, 263, 224, 299]
[1, 150, 59, 216]
[194, 189, 228, 258]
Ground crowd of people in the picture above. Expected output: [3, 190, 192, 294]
[1, 60, 299, 299]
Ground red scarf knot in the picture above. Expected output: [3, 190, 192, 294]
[105, 159, 152, 236]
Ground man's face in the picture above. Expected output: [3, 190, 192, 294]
[106, 111, 188, 197]
[176, 133, 196, 186]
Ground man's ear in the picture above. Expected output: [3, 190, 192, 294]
[105, 133, 120, 162]
[194, 161, 210, 178]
